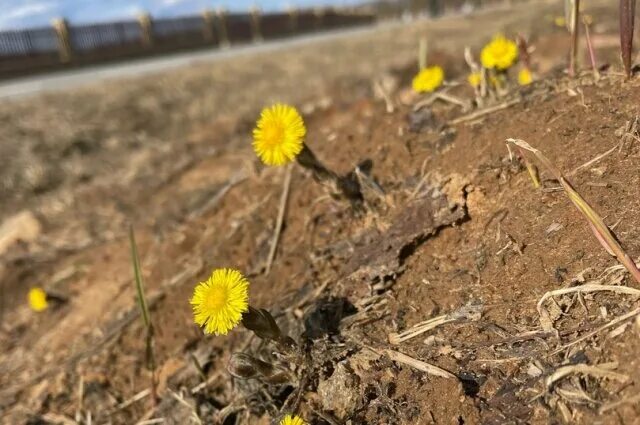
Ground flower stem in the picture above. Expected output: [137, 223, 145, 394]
[242, 306, 298, 354]
[583, 17, 600, 80]
[296, 144, 363, 207]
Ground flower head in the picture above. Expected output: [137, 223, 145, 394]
[467, 72, 482, 88]
[480, 35, 518, 70]
[280, 415, 306, 425]
[190, 268, 249, 335]
[554, 16, 566, 28]
[412, 66, 444, 93]
[28, 287, 48, 312]
[253, 104, 306, 166]
[518, 68, 533, 86]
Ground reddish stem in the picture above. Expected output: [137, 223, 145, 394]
[583, 19, 600, 79]
[619, 0, 636, 79]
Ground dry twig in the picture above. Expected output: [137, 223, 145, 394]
[449, 99, 520, 125]
[537, 284, 640, 333]
[169, 390, 203, 425]
[599, 392, 640, 414]
[384, 349, 457, 379]
[546, 363, 628, 389]
[388, 304, 482, 344]
[568, 145, 617, 176]
[108, 389, 151, 415]
[550, 306, 640, 356]
[189, 172, 247, 219]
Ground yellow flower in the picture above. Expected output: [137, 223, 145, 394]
[253, 103, 306, 166]
[28, 287, 48, 312]
[412, 66, 444, 93]
[480, 35, 518, 70]
[280, 415, 306, 425]
[467, 72, 482, 88]
[190, 268, 249, 335]
[554, 16, 566, 28]
[518, 68, 533, 86]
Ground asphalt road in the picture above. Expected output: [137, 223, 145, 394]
[0, 2, 526, 101]
[0, 23, 400, 100]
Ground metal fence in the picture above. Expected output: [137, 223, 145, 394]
[0, 8, 375, 78]
[70, 21, 143, 52]
[152, 16, 204, 39]
[0, 27, 58, 56]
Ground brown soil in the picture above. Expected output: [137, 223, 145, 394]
[2, 1, 640, 424]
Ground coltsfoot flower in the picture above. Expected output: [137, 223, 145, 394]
[28, 287, 48, 312]
[467, 72, 482, 88]
[518, 68, 533, 86]
[253, 103, 306, 166]
[412, 66, 444, 93]
[190, 268, 249, 335]
[280, 415, 306, 425]
[480, 35, 518, 70]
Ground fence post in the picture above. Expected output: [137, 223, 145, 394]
[287, 6, 298, 34]
[215, 8, 230, 48]
[137, 13, 153, 48]
[202, 9, 215, 43]
[51, 18, 72, 63]
[314, 8, 325, 30]
[250, 6, 263, 42]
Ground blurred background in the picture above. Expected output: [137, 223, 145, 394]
[0, 0, 491, 79]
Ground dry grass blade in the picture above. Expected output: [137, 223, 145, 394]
[600, 392, 640, 414]
[189, 172, 247, 219]
[373, 79, 395, 113]
[568, 145, 616, 176]
[506, 139, 640, 286]
[537, 283, 640, 333]
[358, 343, 456, 379]
[169, 390, 203, 425]
[463, 46, 479, 72]
[136, 420, 165, 425]
[619, 0, 636, 79]
[569, 0, 581, 76]
[514, 146, 541, 188]
[537, 284, 640, 318]
[385, 349, 456, 379]
[40, 413, 78, 425]
[129, 226, 157, 403]
[388, 304, 482, 344]
[109, 388, 151, 414]
[129, 226, 151, 328]
[435, 92, 470, 109]
[546, 363, 629, 389]
[550, 306, 640, 356]
[389, 314, 453, 345]
[524, 161, 541, 188]
[449, 99, 520, 125]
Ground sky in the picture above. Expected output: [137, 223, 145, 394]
[0, 0, 368, 30]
